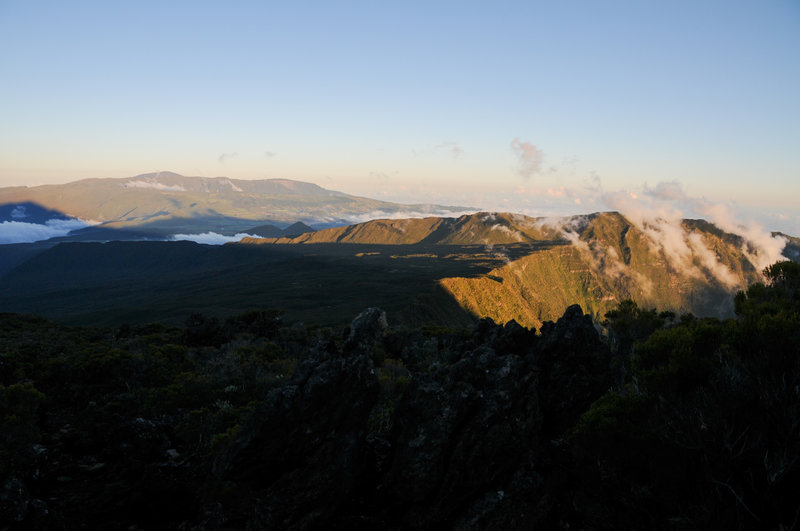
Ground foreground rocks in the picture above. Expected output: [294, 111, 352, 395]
[6, 266, 800, 529]
[213, 305, 611, 529]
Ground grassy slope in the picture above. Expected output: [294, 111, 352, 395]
[441, 212, 765, 329]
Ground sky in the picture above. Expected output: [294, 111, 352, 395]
[1, 1, 799, 234]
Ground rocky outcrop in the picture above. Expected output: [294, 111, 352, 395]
[213, 304, 610, 529]
[537, 304, 613, 436]
[213, 318, 382, 528]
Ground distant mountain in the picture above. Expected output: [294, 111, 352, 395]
[239, 212, 560, 245]
[282, 221, 316, 237]
[0, 201, 72, 224]
[245, 223, 284, 238]
[246, 221, 316, 238]
[0, 172, 471, 239]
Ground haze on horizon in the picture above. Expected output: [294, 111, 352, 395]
[1, 1, 798, 234]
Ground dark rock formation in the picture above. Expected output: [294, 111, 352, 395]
[537, 304, 613, 436]
[213, 304, 609, 529]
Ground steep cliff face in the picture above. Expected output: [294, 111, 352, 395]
[440, 212, 767, 329]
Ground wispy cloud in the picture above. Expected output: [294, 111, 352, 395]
[218, 152, 238, 164]
[123, 179, 186, 192]
[603, 182, 786, 279]
[345, 208, 478, 224]
[434, 141, 464, 159]
[510, 138, 544, 179]
[264, 151, 276, 158]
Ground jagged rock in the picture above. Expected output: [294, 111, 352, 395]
[343, 307, 388, 357]
[376, 346, 545, 529]
[0, 476, 49, 528]
[536, 304, 613, 436]
[0, 477, 29, 524]
[208, 305, 619, 528]
[213, 320, 381, 528]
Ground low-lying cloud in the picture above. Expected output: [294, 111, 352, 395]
[170, 232, 261, 245]
[0, 218, 91, 244]
[530, 180, 788, 292]
[345, 209, 479, 224]
[607, 182, 786, 274]
[123, 179, 186, 192]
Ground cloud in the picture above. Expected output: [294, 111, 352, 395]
[0, 218, 91, 244]
[170, 232, 261, 245]
[218, 152, 238, 164]
[602, 182, 786, 284]
[345, 208, 479, 224]
[123, 180, 186, 192]
[510, 138, 544, 179]
[10, 206, 27, 219]
[264, 151, 276, 158]
[490, 223, 523, 241]
[436, 142, 464, 159]
[644, 181, 686, 202]
[640, 181, 786, 272]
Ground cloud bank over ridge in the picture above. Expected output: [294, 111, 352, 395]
[0, 219, 92, 244]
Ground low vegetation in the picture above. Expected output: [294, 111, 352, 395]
[1, 262, 798, 528]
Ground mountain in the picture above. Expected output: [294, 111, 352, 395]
[246, 221, 316, 238]
[239, 211, 793, 329]
[0, 209, 792, 329]
[0, 201, 73, 224]
[239, 212, 560, 245]
[0, 172, 471, 238]
[282, 221, 316, 237]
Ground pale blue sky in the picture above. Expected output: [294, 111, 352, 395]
[1, 1, 798, 232]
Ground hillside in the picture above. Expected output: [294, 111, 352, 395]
[0, 172, 471, 237]
[440, 212, 766, 328]
[1, 210, 792, 329]
[241, 211, 791, 329]
[240, 212, 560, 245]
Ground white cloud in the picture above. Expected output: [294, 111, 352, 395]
[170, 232, 261, 245]
[602, 182, 786, 283]
[345, 209, 479, 224]
[123, 179, 186, 192]
[0, 218, 91, 244]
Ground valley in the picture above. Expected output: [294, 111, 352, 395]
[1, 209, 793, 331]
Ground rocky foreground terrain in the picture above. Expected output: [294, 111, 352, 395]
[2, 262, 799, 529]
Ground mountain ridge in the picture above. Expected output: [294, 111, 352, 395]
[0, 173, 473, 237]
[238, 210, 793, 328]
